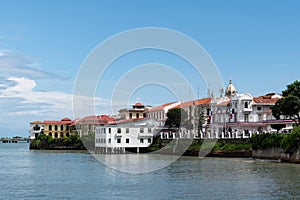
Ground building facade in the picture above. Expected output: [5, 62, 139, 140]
[95, 118, 159, 154]
[119, 103, 150, 119]
[43, 118, 73, 138]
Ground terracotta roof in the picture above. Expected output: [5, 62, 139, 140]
[30, 121, 43, 124]
[134, 102, 144, 106]
[61, 117, 72, 121]
[217, 101, 230, 106]
[174, 98, 212, 108]
[253, 96, 280, 104]
[148, 102, 177, 112]
[44, 120, 73, 125]
[181, 98, 211, 108]
[71, 115, 115, 125]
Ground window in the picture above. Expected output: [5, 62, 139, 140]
[148, 128, 151, 133]
[117, 128, 121, 133]
[60, 125, 64, 131]
[60, 133, 64, 138]
[55, 125, 58, 131]
[108, 138, 111, 143]
[49, 132, 52, 137]
[117, 138, 121, 143]
[49, 125, 52, 131]
[257, 106, 262, 111]
[126, 128, 129, 133]
[136, 113, 139, 118]
[140, 138, 144, 143]
[148, 138, 151, 143]
[143, 113, 146, 118]
[244, 114, 249, 122]
[33, 125, 40, 131]
[258, 114, 262, 121]
[244, 102, 248, 108]
[108, 128, 111, 133]
[66, 132, 70, 137]
[129, 113, 132, 119]
[54, 132, 58, 138]
[66, 126, 69, 131]
[126, 138, 130, 143]
[140, 128, 144, 133]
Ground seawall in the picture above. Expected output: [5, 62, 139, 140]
[252, 147, 300, 163]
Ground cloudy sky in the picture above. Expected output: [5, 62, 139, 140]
[1, 0, 300, 137]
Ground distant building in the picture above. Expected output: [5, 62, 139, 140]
[144, 102, 181, 126]
[119, 103, 151, 119]
[209, 80, 287, 138]
[43, 118, 73, 138]
[95, 118, 159, 154]
[29, 121, 44, 139]
[71, 115, 115, 137]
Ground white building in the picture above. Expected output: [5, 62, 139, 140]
[95, 118, 159, 154]
[209, 80, 287, 138]
[145, 102, 181, 126]
[119, 103, 151, 119]
[29, 121, 44, 139]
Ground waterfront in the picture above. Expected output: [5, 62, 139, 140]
[1, 143, 300, 199]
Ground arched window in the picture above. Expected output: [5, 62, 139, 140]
[55, 125, 58, 131]
[60, 125, 64, 131]
[54, 132, 58, 138]
[33, 125, 40, 131]
[49, 132, 52, 137]
[49, 125, 52, 131]
[66, 132, 70, 137]
[244, 102, 248, 108]
[60, 133, 64, 138]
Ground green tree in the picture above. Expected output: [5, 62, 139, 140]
[165, 108, 188, 128]
[281, 126, 300, 154]
[282, 80, 300, 98]
[272, 80, 300, 123]
[270, 124, 286, 133]
[81, 132, 95, 150]
[195, 105, 206, 134]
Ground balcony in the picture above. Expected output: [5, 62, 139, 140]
[138, 133, 153, 138]
[243, 107, 252, 113]
[115, 133, 122, 137]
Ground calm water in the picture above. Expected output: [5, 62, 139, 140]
[1, 143, 300, 200]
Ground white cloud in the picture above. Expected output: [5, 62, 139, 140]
[0, 50, 58, 79]
[0, 76, 109, 119]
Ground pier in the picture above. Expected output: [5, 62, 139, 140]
[0, 137, 30, 143]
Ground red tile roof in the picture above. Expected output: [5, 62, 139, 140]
[148, 102, 177, 112]
[72, 115, 115, 125]
[253, 96, 280, 104]
[217, 101, 230, 106]
[44, 120, 73, 125]
[174, 98, 212, 108]
[30, 121, 43, 124]
[134, 102, 144, 106]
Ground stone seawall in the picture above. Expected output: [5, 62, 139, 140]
[252, 147, 300, 163]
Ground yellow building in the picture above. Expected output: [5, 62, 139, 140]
[43, 118, 73, 138]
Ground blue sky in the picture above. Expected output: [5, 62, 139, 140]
[0, 0, 300, 137]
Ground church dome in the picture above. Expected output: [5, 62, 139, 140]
[225, 80, 237, 97]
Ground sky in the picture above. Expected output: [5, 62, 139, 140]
[0, 0, 300, 137]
